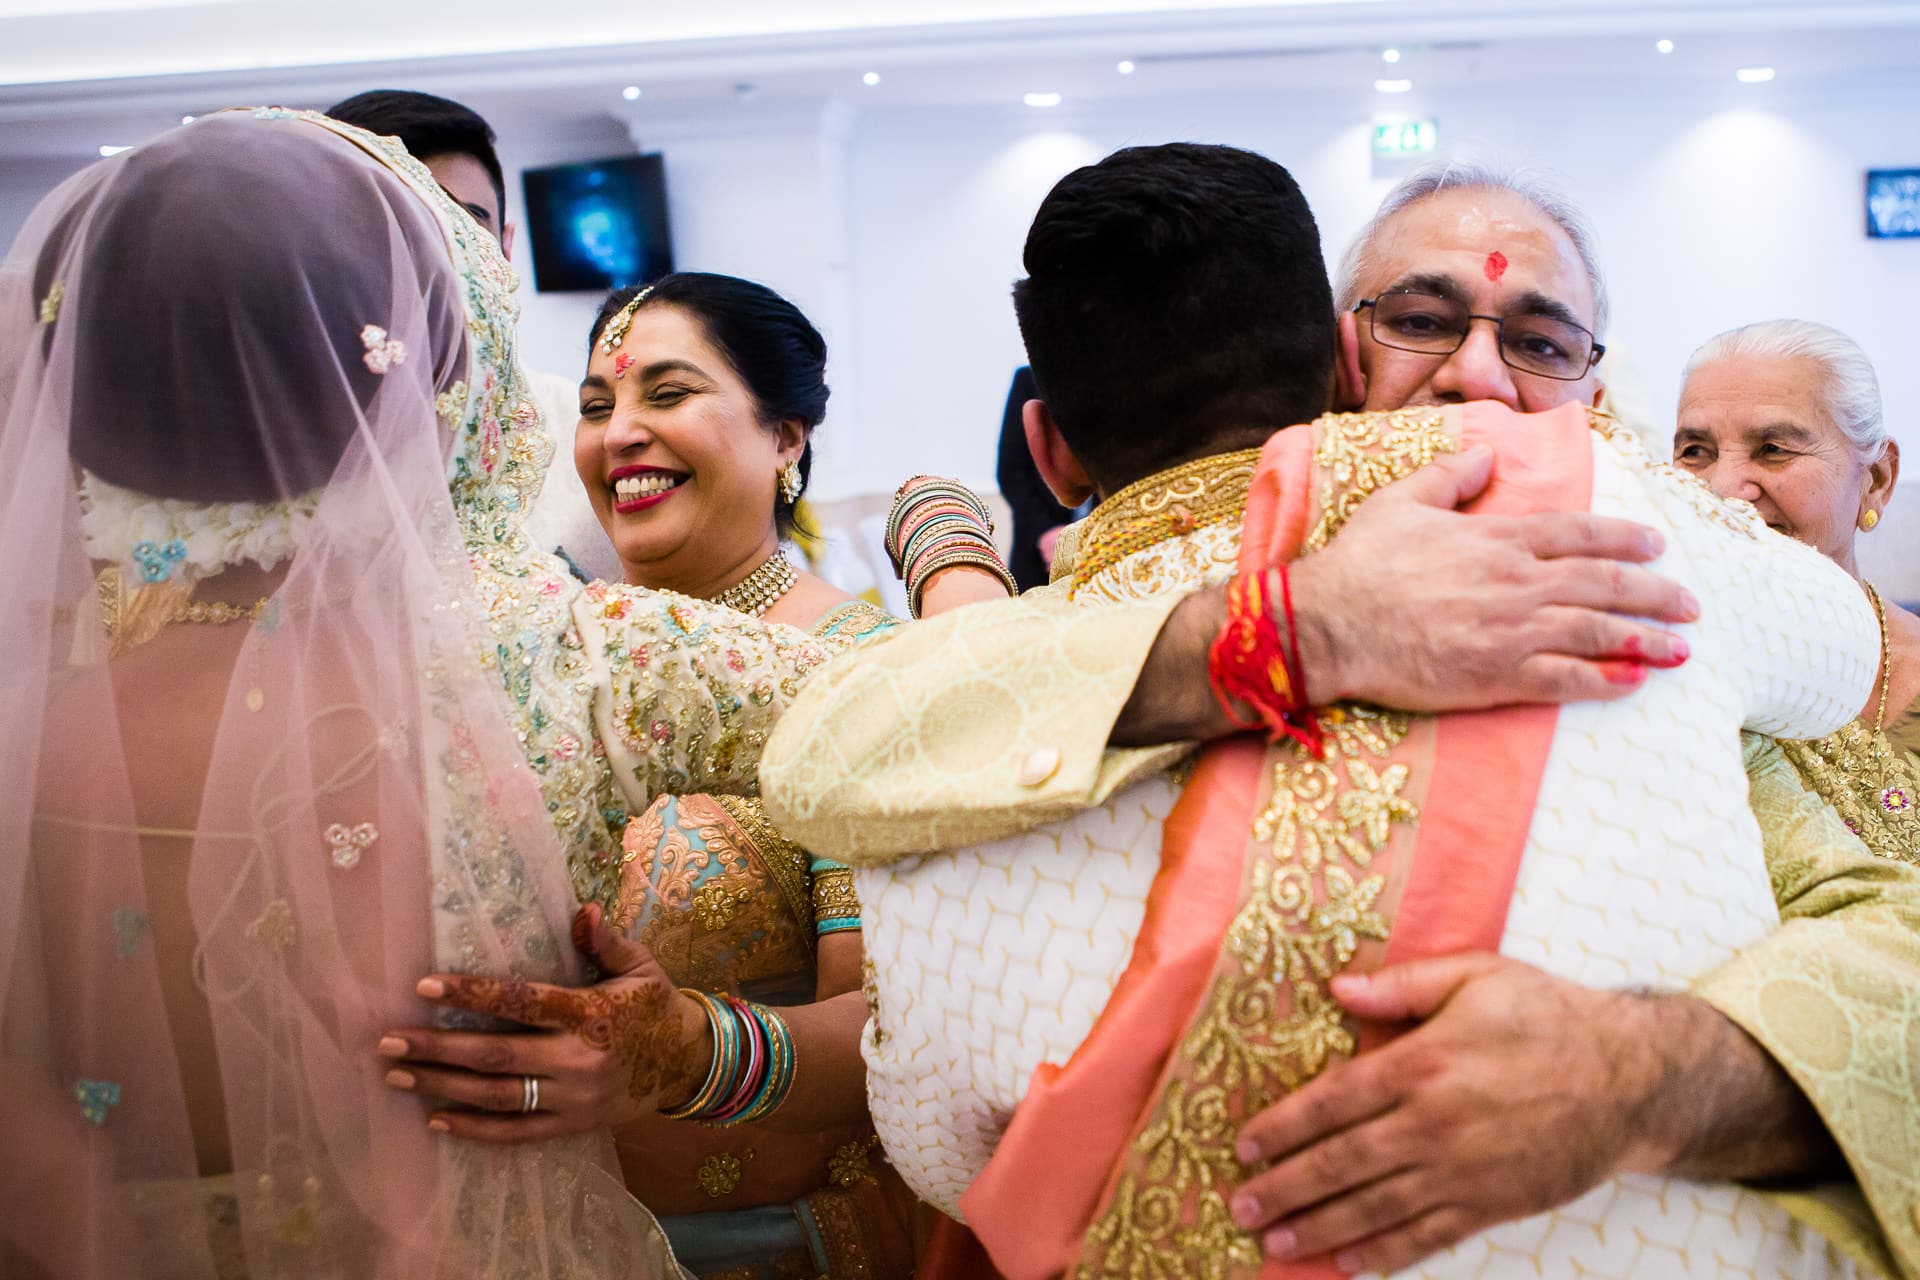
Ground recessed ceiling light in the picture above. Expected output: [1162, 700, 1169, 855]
[1374, 78, 1413, 94]
[1655, 38, 1675, 54]
[1024, 92, 1063, 108]
[1736, 66, 1775, 83]
[862, 71, 881, 86]
[98, 144, 131, 157]
[1116, 59, 1136, 74]
[180, 114, 196, 124]
[1382, 48, 1402, 64]
[621, 85, 642, 100]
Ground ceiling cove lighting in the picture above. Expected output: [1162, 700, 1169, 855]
[1024, 92, 1063, 107]
[1736, 66, 1775, 83]
[1116, 59, 1136, 74]
[1374, 78, 1413, 94]
[1382, 48, 1402, 63]
[1655, 38, 1674, 54]
[862, 71, 881, 86]
[621, 85, 642, 100]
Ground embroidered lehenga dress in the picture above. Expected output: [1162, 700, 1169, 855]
[608, 602, 921, 1280]
[2, 110, 870, 1279]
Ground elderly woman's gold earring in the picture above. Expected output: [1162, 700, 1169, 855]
[778, 461, 804, 504]
[1861, 509, 1880, 531]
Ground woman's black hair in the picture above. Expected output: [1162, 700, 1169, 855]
[590, 272, 826, 539]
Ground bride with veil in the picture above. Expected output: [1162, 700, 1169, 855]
[0, 108, 852, 1278]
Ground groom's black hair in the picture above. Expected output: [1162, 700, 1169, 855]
[327, 89, 507, 228]
[1012, 142, 1334, 494]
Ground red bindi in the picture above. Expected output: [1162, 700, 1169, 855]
[614, 354, 635, 378]
[1483, 250, 1509, 283]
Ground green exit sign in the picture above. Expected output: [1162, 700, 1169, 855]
[1373, 120, 1438, 157]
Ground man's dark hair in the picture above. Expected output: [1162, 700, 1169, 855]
[1012, 142, 1334, 494]
[326, 89, 506, 226]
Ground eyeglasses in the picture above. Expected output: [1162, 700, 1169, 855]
[1354, 292, 1605, 381]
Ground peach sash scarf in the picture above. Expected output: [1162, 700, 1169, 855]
[962, 403, 1598, 1279]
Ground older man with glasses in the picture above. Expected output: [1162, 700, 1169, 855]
[1223, 162, 1917, 1277]
[1333, 165, 1609, 414]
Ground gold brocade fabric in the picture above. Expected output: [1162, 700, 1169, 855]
[1077, 705, 1425, 1279]
[1070, 448, 1262, 595]
[1072, 415, 1459, 1279]
[1303, 409, 1454, 551]
[608, 604, 914, 1278]
[1696, 736, 1920, 1280]
[1782, 719, 1920, 866]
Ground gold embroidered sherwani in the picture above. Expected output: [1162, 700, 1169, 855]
[758, 419, 1920, 1279]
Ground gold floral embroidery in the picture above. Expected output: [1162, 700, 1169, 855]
[1304, 409, 1455, 552]
[1072, 448, 1263, 594]
[1783, 721, 1920, 866]
[693, 880, 746, 931]
[434, 381, 469, 429]
[1075, 708, 1419, 1279]
[827, 1136, 881, 1188]
[695, 1149, 753, 1198]
[38, 281, 64, 325]
[1074, 522, 1243, 606]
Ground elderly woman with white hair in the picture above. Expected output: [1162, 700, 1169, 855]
[1676, 319, 1917, 860]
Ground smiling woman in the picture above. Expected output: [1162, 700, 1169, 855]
[382, 271, 920, 1280]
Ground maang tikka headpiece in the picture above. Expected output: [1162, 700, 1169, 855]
[597, 283, 656, 355]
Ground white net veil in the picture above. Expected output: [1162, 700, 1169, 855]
[0, 109, 684, 1278]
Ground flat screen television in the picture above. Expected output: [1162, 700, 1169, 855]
[1866, 168, 1920, 239]
[522, 154, 674, 292]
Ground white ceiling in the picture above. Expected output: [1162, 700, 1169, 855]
[4, 0, 1919, 162]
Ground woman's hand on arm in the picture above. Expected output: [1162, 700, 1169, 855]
[378, 905, 711, 1142]
[383, 906, 878, 1141]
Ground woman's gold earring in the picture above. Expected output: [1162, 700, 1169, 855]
[1862, 509, 1880, 531]
[778, 461, 804, 504]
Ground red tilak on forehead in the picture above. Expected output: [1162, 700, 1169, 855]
[614, 354, 635, 378]
[1483, 250, 1509, 283]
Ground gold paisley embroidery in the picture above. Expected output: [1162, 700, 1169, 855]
[1075, 707, 1419, 1279]
[1072, 448, 1262, 594]
[1073, 522, 1244, 606]
[1304, 409, 1455, 552]
[714, 794, 813, 936]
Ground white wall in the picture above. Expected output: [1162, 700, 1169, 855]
[4, 71, 1914, 593]
[588, 77, 1917, 590]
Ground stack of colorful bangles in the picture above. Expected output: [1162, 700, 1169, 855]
[663, 990, 797, 1126]
[885, 476, 1018, 617]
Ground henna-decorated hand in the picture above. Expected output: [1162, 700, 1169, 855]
[377, 903, 712, 1142]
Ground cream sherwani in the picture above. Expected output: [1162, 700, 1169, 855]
[759, 412, 1920, 1280]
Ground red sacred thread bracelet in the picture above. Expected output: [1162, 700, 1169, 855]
[1206, 567, 1324, 757]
